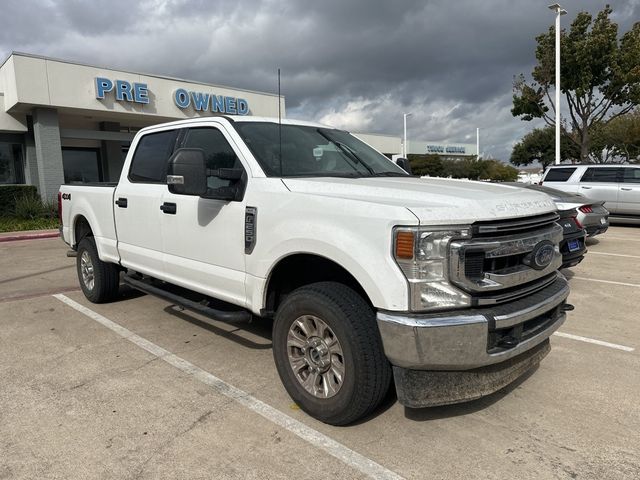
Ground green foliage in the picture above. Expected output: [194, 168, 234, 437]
[407, 154, 444, 176]
[14, 194, 56, 220]
[510, 127, 580, 167]
[512, 5, 640, 162]
[0, 216, 59, 233]
[0, 185, 38, 216]
[598, 110, 640, 163]
[408, 155, 518, 182]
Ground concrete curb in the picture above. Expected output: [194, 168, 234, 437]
[0, 230, 59, 243]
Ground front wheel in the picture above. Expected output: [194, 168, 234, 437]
[272, 282, 392, 425]
[76, 237, 120, 303]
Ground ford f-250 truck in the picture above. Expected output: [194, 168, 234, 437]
[59, 116, 571, 425]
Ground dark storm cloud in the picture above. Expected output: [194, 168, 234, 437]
[1, 0, 638, 161]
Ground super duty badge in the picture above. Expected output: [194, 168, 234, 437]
[245, 207, 257, 254]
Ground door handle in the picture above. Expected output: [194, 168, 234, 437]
[621, 187, 632, 191]
[580, 186, 592, 189]
[115, 197, 128, 208]
[160, 202, 177, 214]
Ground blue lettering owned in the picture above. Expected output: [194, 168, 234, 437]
[237, 98, 249, 115]
[174, 88, 190, 108]
[224, 96, 237, 114]
[211, 95, 225, 113]
[191, 91, 210, 111]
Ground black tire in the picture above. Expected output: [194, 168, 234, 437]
[272, 281, 392, 425]
[76, 237, 120, 303]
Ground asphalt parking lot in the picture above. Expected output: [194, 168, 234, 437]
[1, 226, 639, 480]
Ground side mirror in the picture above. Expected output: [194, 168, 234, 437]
[395, 157, 412, 174]
[167, 148, 207, 196]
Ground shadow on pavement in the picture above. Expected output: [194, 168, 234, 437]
[162, 304, 273, 350]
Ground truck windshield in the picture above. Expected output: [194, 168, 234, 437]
[233, 122, 409, 178]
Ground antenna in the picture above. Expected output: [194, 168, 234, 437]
[278, 68, 283, 177]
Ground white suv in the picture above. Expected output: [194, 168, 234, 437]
[541, 165, 640, 222]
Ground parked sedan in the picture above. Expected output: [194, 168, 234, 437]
[556, 208, 587, 269]
[505, 183, 609, 237]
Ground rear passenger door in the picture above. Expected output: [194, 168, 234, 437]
[541, 167, 578, 192]
[577, 167, 622, 212]
[114, 128, 179, 277]
[618, 168, 640, 215]
[160, 125, 248, 307]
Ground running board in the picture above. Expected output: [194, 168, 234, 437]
[123, 275, 252, 324]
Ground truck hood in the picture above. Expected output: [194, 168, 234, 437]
[282, 177, 557, 224]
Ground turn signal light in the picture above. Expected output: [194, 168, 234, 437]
[579, 205, 593, 213]
[395, 231, 414, 259]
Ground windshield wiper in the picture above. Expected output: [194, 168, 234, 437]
[333, 141, 375, 175]
[316, 130, 375, 175]
[370, 171, 411, 177]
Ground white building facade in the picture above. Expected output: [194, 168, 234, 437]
[0, 52, 476, 199]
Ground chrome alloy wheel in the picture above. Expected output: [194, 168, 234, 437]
[287, 315, 345, 398]
[80, 250, 95, 291]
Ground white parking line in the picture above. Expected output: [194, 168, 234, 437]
[597, 236, 640, 242]
[554, 331, 635, 352]
[572, 276, 640, 288]
[589, 252, 640, 259]
[52, 294, 404, 480]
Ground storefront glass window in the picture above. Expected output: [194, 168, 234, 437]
[62, 148, 102, 183]
[0, 143, 25, 184]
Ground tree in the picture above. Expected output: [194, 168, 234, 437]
[601, 110, 640, 163]
[510, 127, 579, 167]
[484, 160, 519, 182]
[409, 155, 518, 181]
[408, 154, 445, 176]
[512, 5, 640, 162]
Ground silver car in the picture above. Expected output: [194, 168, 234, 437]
[505, 183, 610, 236]
[540, 164, 640, 224]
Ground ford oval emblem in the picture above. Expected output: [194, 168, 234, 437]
[530, 241, 556, 270]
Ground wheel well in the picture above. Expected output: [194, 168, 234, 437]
[74, 215, 93, 247]
[264, 254, 371, 314]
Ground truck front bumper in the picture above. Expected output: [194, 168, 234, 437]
[376, 276, 569, 407]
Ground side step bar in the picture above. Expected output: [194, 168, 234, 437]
[123, 275, 252, 324]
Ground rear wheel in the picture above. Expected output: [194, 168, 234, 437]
[76, 237, 120, 303]
[272, 282, 392, 425]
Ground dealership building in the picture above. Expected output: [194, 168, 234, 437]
[0, 53, 476, 199]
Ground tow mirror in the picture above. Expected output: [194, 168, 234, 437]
[167, 148, 207, 196]
[395, 157, 412, 174]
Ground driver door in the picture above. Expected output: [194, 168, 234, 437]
[160, 125, 248, 307]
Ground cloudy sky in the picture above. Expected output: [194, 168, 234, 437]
[1, 0, 638, 161]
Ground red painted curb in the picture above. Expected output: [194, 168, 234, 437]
[0, 231, 59, 243]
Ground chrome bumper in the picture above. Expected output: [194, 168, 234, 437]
[376, 276, 569, 370]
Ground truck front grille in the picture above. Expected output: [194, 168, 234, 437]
[450, 213, 563, 306]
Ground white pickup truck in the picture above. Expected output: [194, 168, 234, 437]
[60, 116, 571, 425]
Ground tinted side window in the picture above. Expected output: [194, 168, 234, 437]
[181, 127, 243, 190]
[581, 167, 620, 183]
[129, 130, 179, 183]
[622, 168, 640, 184]
[544, 168, 576, 182]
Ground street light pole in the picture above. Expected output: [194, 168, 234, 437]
[403, 113, 412, 158]
[549, 3, 567, 165]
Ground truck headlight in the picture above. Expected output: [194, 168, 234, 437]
[394, 226, 471, 311]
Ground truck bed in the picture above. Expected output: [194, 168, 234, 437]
[59, 183, 119, 264]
